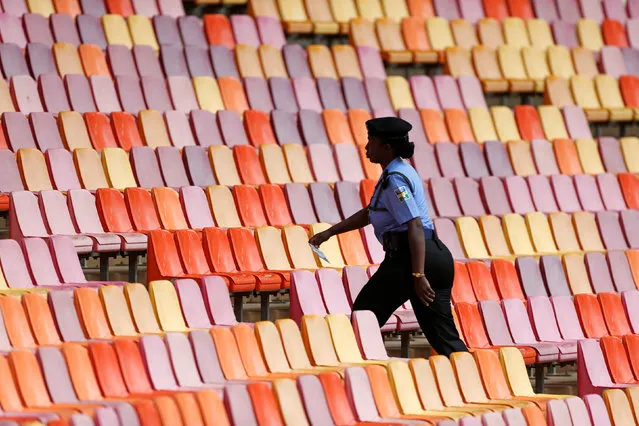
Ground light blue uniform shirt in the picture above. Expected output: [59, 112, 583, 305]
[368, 157, 434, 243]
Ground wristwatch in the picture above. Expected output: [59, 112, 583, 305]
[412, 272, 425, 278]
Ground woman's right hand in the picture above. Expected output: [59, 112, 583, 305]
[309, 230, 333, 247]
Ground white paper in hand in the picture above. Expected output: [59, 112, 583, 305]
[310, 244, 330, 264]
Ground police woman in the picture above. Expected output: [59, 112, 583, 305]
[309, 117, 467, 357]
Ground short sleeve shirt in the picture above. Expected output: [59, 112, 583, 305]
[368, 157, 435, 242]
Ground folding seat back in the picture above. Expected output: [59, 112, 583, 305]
[210, 146, 242, 186]
[165, 114, 197, 151]
[152, 187, 188, 231]
[156, 146, 190, 188]
[573, 211, 606, 252]
[72, 148, 109, 191]
[100, 148, 137, 191]
[124, 187, 161, 233]
[504, 176, 535, 214]
[178, 186, 214, 230]
[148, 280, 188, 332]
[97, 285, 138, 337]
[16, 148, 53, 192]
[10, 76, 43, 114]
[137, 110, 172, 148]
[74, 287, 114, 340]
[48, 289, 87, 342]
[574, 293, 609, 338]
[597, 211, 629, 251]
[598, 292, 632, 337]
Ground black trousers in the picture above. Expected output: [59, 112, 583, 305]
[352, 235, 468, 357]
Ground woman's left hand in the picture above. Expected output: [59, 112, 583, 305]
[414, 276, 435, 306]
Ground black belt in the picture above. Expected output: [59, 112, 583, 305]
[382, 228, 439, 252]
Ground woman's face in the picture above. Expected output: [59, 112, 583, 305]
[365, 135, 392, 164]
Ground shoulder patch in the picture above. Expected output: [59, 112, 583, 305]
[394, 186, 411, 202]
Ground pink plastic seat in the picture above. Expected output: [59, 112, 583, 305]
[244, 77, 273, 113]
[530, 139, 560, 176]
[178, 16, 207, 49]
[153, 15, 181, 46]
[289, 269, 327, 324]
[167, 76, 198, 114]
[342, 77, 371, 111]
[210, 45, 239, 78]
[575, 174, 605, 212]
[551, 175, 582, 213]
[357, 46, 386, 79]
[256, 16, 286, 49]
[115, 76, 147, 113]
[225, 385, 258, 426]
[551, 296, 586, 340]
[621, 210, 639, 248]
[284, 183, 318, 225]
[45, 149, 82, 191]
[527, 175, 559, 213]
[141, 76, 173, 112]
[90, 75, 122, 113]
[130, 146, 165, 188]
[292, 76, 323, 113]
[480, 177, 512, 216]
[190, 110, 224, 147]
[165, 111, 196, 148]
[458, 75, 487, 109]
[77, 15, 107, 49]
[24, 14, 54, 46]
[0, 43, 29, 78]
[459, 142, 489, 178]
[309, 182, 342, 224]
[317, 78, 347, 112]
[51, 14, 80, 46]
[577, 339, 632, 395]
[3, 112, 36, 150]
[608, 251, 636, 292]
[598, 137, 627, 173]
[435, 142, 465, 178]
[597, 211, 629, 251]
[156, 146, 190, 188]
[541, 255, 572, 297]
[335, 181, 363, 218]
[160, 44, 189, 77]
[179, 186, 215, 229]
[597, 173, 628, 211]
[174, 279, 212, 329]
[185, 46, 214, 77]
[282, 44, 311, 78]
[201, 276, 238, 326]
[65, 75, 97, 113]
[269, 77, 299, 112]
[28, 43, 57, 79]
[409, 75, 441, 111]
[430, 177, 462, 218]
[272, 110, 302, 145]
[504, 176, 535, 214]
[434, 75, 465, 110]
[31, 113, 65, 152]
[67, 189, 122, 252]
[37, 190, 94, 254]
[485, 141, 514, 177]
[583, 394, 612, 426]
[48, 290, 87, 342]
[412, 143, 441, 179]
[563, 106, 593, 140]
[231, 15, 260, 48]
[516, 257, 549, 297]
[434, 218, 466, 260]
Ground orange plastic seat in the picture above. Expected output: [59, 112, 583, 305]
[444, 109, 474, 143]
[483, 0, 509, 20]
[402, 16, 438, 63]
[74, 287, 114, 340]
[111, 112, 144, 151]
[454, 302, 494, 351]
[244, 110, 277, 146]
[337, 230, 370, 266]
[233, 185, 268, 227]
[0, 296, 36, 349]
[204, 14, 235, 49]
[124, 187, 162, 233]
[467, 261, 501, 301]
[53, 0, 81, 15]
[598, 293, 632, 337]
[619, 173, 639, 210]
[84, 112, 119, 150]
[574, 293, 609, 339]
[332, 45, 363, 80]
[491, 259, 525, 300]
[406, 0, 434, 18]
[228, 228, 282, 292]
[152, 187, 188, 231]
[514, 105, 544, 141]
[421, 109, 450, 143]
[22, 293, 61, 346]
[147, 229, 187, 281]
[472, 46, 509, 93]
[323, 109, 355, 145]
[553, 139, 582, 175]
[601, 336, 639, 384]
[202, 227, 256, 293]
[233, 145, 267, 185]
[258, 184, 293, 227]
[79, 44, 111, 78]
[452, 262, 477, 304]
[247, 382, 286, 426]
[219, 77, 249, 116]
[602, 19, 629, 48]
[174, 230, 211, 276]
[619, 75, 639, 113]
[348, 109, 372, 146]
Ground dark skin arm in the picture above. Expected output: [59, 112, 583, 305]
[407, 217, 435, 306]
[308, 208, 370, 246]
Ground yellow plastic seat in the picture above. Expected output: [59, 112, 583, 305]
[547, 45, 575, 79]
[58, 111, 92, 150]
[256, 321, 309, 374]
[570, 75, 609, 122]
[282, 143, 314, 184]
[604, 389, 636, 426]
[445, 47, 475, 78]
[507, 141, 536, 176]
[621, 137, 639, 173]
[305, 0, 339, 34]
[127, 15, 159, 51]
[206, 185, 242, 228]
[309, 223, 345, 267]
[277, 0, 312, 33]
[260, 144, 291, 185]
[301, 314, 342, 367]
[329, 0, 359, 33]
[27, 0, 54, 16]
[255, 226, 292, 272]
[381, 0, 409, 21]
[308, 45, 338, 79]
[98, 285, 138, 337]
[101, 148, 137, 190]
[17, 149, 53, 191]
[522, 47, 550, 92]
[355, 0, 384, 21]
[332, 45, 363, 79]
[525, 212, 558, 255]
[377, 18, 412, 63]
[502, 17, 529, 48]
[259, 44, 288, 78]
[386, 76, 415, 110]
[498, 45, 534, 92]
[273, 379, 312, 426]
[276, 318, 327, 371]
[538, 105, 569, 140]
[595, 75, 634, 122]
[562, 254, 593, 294]
[0, 79, 15, 113]
[138, 110, 171, 148]
[282, 226, 319, 269]
[468, 108, 497, 143]
[426, 17, 455, 52]
[472, 46, 509, 93]
[53, 43, 84, 77]
[451, 19, 479, 49]
[491, 106, 521, 142]
[148, 280, 188, 332]
[479, 215, 513, 258]
[572, 211, 605, 252]
[456, 217, 491, 259]
[549, 212, 582, 254]
[477, 18, 504, 50]
[526, 19, 554, 51]
[326, 314, 375, 364]
[350, 18, 379, 50]
[499, 347, 569, 399]
[574, 139, 605, 175]
[74, 148, 109, 190]
[209, 146, 242, 186]
[193, 77, 224, 113]
[236, 44, 264, 78]
[502, 213, 536, 256]
[248, 0, 280, 18]
[102, 14, 133, 48]
[577, 18, 604, 52]
[124, 283, 162, 334]
[544, 77, 574, 108]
